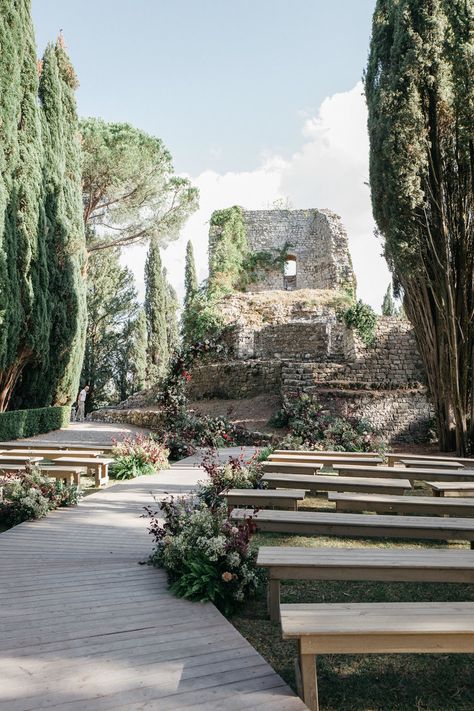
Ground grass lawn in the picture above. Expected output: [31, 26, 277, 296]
[230, 493, 474, 711]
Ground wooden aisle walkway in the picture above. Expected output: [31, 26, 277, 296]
[0, 458, 305, 711]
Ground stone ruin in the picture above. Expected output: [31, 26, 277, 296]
[190, 207, 433, 443]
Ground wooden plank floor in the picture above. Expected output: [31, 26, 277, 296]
[0, 458, 305, 711]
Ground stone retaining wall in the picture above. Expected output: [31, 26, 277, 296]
[187, 360, 282, 400]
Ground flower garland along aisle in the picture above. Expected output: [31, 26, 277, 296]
[144, 451, 265, 615]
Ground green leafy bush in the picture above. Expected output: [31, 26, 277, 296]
[342, 299, 377, 346]
[145, 495, 261, 615]
[0, 469, 79, 527]
[111, 434, 169, 480]
[0, 406, 71, 440]
[275, 395, 386, 453]
[196, 451, 265, 509]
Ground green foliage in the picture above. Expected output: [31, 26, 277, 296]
[184, 240, 198, 309]
[164, 270, 179, 354]
[381, 284, 396, 316]
[365, 1, 474, 453]
[81, 249, 141, 409]
[111, 434, 169, 480]
[145, 240, 169, 381]
[181, 288, 226, 347]
[0, 405, 70, 440]
[112, 309, 148, 402]
[342, 300, 377, 346]
[197, 451, 265, 509]
[14, 38, 87, 409]
[0, 16, 86, 412]
[275, 395, 386, 453]
[0, 468, 79, 527]
[146, 496, 261, 615]
[80, 118, 199, 251]
[209, 206, 248, 294]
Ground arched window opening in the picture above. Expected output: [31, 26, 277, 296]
[284, 254, 297, 290]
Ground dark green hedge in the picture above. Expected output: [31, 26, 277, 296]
[0, 406, 71, 440]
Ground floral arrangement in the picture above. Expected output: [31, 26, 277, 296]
[274, 394, 386, 453]
[111, 434, 169, 479]
[0, 469, 80, 527]
[196, 450, 265, 508]
[144, 495, 261, 615]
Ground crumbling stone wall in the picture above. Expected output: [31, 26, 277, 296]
[209, 208, 356, 293]
[187, 360, 282, 400]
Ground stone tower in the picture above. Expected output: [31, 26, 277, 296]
[209, 207, 356, 293]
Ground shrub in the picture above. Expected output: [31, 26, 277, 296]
[0, 469, 79, 527]
[0, 406, 71, 440]
[111, 434, 169, 480]
[196, 450, 265, 509]
[275, 395, 386, 453]
[144, 496, 261, 615]
[342, 300, 377, 346]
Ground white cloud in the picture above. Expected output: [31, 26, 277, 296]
[122, 81, 390, 310]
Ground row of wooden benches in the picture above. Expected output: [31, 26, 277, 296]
[227, 449, 474, 710]
[0, 441, 114, 487]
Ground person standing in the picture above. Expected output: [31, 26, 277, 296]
[76, 385, 89, 422]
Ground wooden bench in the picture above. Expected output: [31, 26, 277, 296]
[0, 440, 115, 453]
[426, 481, 474, 497]
[225, 488, 307, 513]
[280, 601, 474, 711]
[7, 448, 104, 459]
[400, 458, 464, 470]
[0, 455, 42, 466]
[258, 546, 474, 621]
[387, 452, 474, 468]
[329, 492, 474, 516]
[262, 461, 323, 475]
[53, 457, 113, 487]
[230, 508, 474, 546]
[335, 464, 474, 483]
[263, 472, 411, 496]
[267, 454, 383, 467]
[0, 462, 83, 486]
[273, 449, 376, 458]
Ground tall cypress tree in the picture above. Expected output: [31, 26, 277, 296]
[381, 284, 396, 316]
[365, 1, 474, 453]
[144, 240, 169, 380]
[184, 240, 198, 309]
[163, 268, 179, 354]
[0, 0, 45, 411]
[15, 37, 87, 407]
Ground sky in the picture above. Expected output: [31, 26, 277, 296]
[32, 0, 391, 310]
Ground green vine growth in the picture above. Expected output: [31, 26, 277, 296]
[342, 300, 377, 346]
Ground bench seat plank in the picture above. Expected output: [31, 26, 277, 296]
[258, 546, 474, 622]
[263, 473, 411, 495]
[7, 448, 103, 459]
[281, 601, 474, 641]
[329, 492, 474, 515]
[400, 458, 464, 470]
[230, 508, 474, 544]
[274, 449, 375, 458]
[427, 481, 474, 496]
[335, 464, 474, 482]
[267, 455, 383, 467]
[262, 462, 323, 475]
[226, 489, 307, 512]
[388, 452, 474, 468]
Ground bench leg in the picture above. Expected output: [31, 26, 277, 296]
[268, 578, 281, 623]
[94, 467, 101, 487]
[299, 643, 319, 711]
[471, 541, 474, 550]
